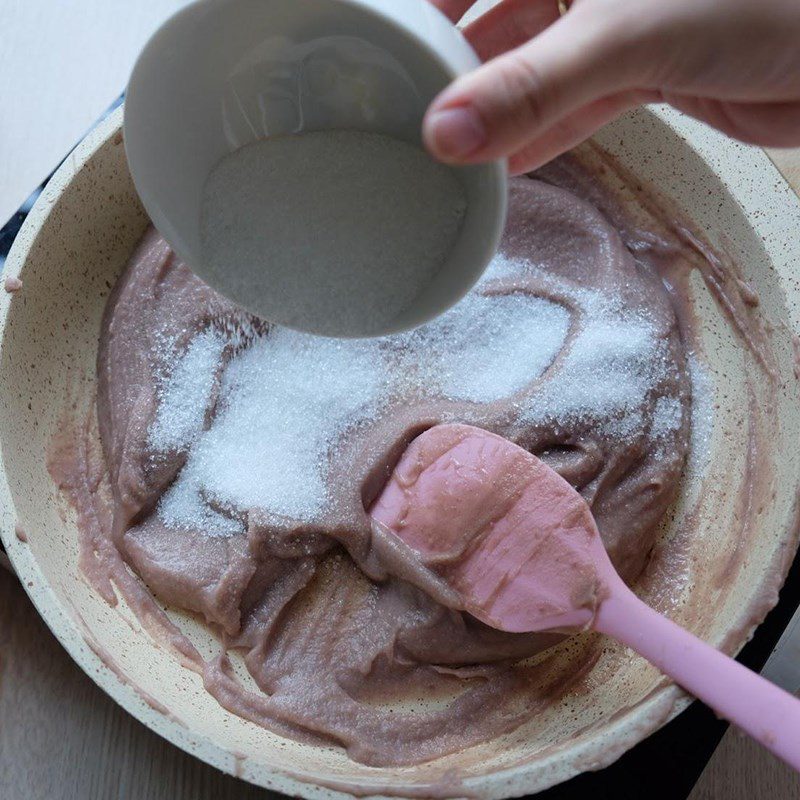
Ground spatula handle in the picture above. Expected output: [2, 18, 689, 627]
[596, 583, 800, 773]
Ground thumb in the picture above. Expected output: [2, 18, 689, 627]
[423, 5, 644, 163]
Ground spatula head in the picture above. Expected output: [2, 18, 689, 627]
[370, 424, 611, 633]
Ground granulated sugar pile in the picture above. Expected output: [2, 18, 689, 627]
[200, 130, 467, 337]
[522, 287, 681, 441]
[148, 329, 228, 453]
[148, 253, 681, 537]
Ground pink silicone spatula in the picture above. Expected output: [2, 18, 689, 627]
[370, 424, 800, 772]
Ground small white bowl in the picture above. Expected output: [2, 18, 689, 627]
[124, 0, 508, 337]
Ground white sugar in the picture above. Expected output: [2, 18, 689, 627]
[158, 331, 383, 532]
[523, 289, 670, 440]
[477, 252, 528, 284]
[200, 131, 467, 338]
[150, 258, 574, 534]
[192, 333, 382, 519]
[652, 396, 684, 441]
[149, 254, 689, 537]
[158, 474, 244, 536]
[401, 293, 570, 403]
[149, 329, 226, 452]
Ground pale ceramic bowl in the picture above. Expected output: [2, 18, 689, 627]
[2, 104, 800, 798]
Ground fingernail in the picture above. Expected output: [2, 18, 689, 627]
[425, 105, 487, 161]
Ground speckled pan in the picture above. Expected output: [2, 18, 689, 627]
[2, 104, 800, 799]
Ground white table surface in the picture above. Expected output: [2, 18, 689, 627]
[0, 0, 187, 226]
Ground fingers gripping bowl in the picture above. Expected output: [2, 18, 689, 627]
[2, 105, 800, 797]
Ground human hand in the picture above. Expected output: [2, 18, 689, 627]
[424, 0, 800, 174]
